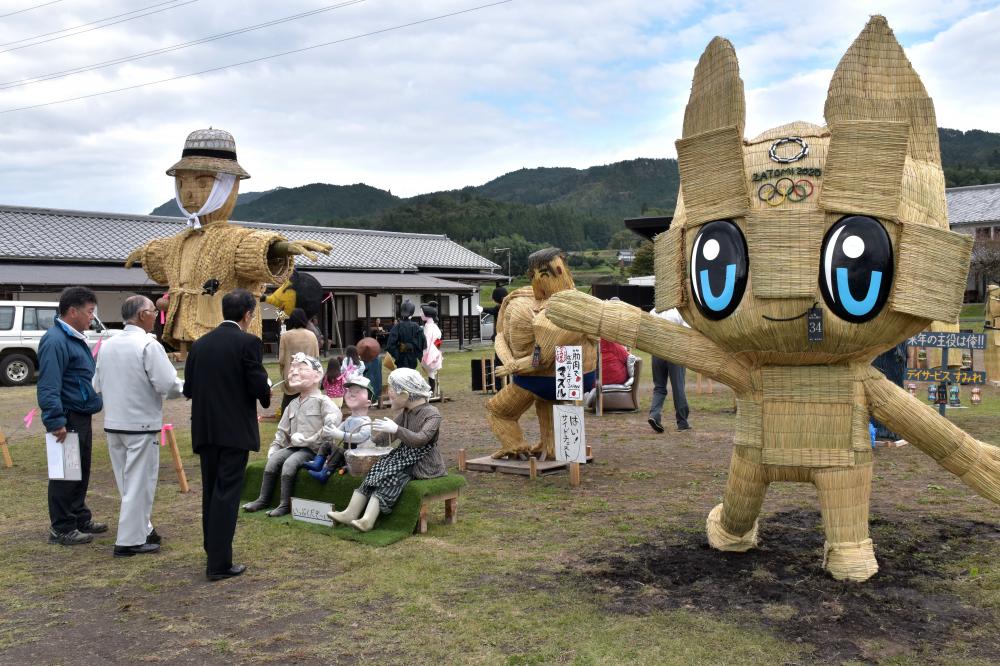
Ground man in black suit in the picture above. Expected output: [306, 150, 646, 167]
[184, 289, 271, 581]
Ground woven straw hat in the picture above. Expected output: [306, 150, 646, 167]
[166, 128, 250, 179]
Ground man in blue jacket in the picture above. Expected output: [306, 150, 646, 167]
[37, 286, 105, 545]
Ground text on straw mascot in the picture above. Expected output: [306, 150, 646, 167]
[489, 248, 597, 460]
[546, 16, 1000, 582]
[125, 129, 332, 353]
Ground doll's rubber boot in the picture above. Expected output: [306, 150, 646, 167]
[267, 476, 295, 517]
[302, 454, 326, 472]
[242, 472, 277, 512]
[351, 496, 381, 532]
[328, 491, 367, 525]
[706, 503, 759, 552]
[307, 468, 332, 484]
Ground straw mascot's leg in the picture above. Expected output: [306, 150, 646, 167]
[814, 464, 877, 581]
[531, 398, 556, 459]
[487, 383, 536, 459]
[707, 453, 764, 551]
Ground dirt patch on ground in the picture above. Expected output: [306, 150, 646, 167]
[581, 508, 1000, 663]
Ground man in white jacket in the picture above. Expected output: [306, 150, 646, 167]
[93, 295, 184, 557]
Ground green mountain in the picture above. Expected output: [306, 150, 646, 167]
[232, 183, 401, 224]
[472, 158, 679, 219]
[939, 128, 1000, 187]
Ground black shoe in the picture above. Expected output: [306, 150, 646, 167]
[677, 424, 692, 432]
[146, 529, 161, 545]
[113, 543, 161, 557]
[79, 520, 108, 534]
[207, 564, 246, 581]
[48, 528, 94, 546]
[647, 417, 664, 433]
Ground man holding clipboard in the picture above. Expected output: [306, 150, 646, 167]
[37, 287, 105, 546]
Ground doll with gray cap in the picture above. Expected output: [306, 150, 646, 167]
[125, 128, 333, 353]
[304, 375, 376, 483]
[243, 353, 341, 516]
[328, 368, 445, 532]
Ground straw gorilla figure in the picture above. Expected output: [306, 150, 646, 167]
[547, 16, 1000, 582]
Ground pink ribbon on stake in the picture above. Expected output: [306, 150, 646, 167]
[160, 423, 173, 447]
[23, 408, 36, 429]
[159, 292, 168, 325]
[92, 335, 105, 359]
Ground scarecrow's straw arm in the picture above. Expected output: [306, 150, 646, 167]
[547, 290, 751, 393]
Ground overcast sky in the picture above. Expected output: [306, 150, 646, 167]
[1, 0, 998, 215]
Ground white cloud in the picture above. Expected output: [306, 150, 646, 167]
[0, 0, 996, 214]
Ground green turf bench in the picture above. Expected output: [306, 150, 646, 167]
[241, 459, 467, 545]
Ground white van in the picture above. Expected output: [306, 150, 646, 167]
[0, 300, 121, 387]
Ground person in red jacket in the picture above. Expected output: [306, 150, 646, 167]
[600, 338, 630, 386]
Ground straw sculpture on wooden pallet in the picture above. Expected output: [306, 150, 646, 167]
[547, 16, 1000, 582]
[124, 129, 332, 352]
[488, 248, 597, 460]
[986, 284, 1000, 382]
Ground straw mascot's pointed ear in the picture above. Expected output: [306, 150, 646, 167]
[674, 37, 749, 226]
[821, 15, 971, 324]
[824, 15, 939, 164]
[820, 15, 938, 220]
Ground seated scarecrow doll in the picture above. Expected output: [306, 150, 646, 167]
[304, 375, 376, 482]
[327, 368, 445, 532]
[243, 353, 341, 516]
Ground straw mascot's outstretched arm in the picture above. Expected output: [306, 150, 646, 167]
[547, 290, 753, 393]
[864, 371, 1000, 503]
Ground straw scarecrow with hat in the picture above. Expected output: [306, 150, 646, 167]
[547, 16, 1000, 581]
[125, 129, 332, 350]
[488, 248, 597, 460]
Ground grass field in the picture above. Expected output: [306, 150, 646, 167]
[1, 348, 999, 664]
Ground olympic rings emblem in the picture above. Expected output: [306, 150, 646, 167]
[757, 177, 814, 206]
[768, 137, 809, 164]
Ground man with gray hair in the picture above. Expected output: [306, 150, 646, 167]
[93, 295, 184, 557]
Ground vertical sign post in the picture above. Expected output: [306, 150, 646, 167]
[554, 345, 585, 486]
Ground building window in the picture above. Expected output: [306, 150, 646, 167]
[976, 227, 991, 240]
[0, 306, 13, 331]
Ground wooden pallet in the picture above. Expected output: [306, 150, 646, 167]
[463, 452, 594, 477]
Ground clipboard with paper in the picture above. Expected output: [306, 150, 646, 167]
[46, 432, 82, 481]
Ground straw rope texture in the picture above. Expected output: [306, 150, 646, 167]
[133, 182, 292, 347]
[545, 15, 1000, 582]
[987, 285, 1000, 380]
[487, 266, 595, 460]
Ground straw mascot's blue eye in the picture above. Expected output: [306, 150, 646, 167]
[819, 215, 894, 323]
[690, 220, 748, 320]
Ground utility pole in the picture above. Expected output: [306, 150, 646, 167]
[493, 247, 511, 284]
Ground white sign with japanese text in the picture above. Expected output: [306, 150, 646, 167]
[554, 404, 587, 463]
[291, 497, 334, 526]
[554, 345, 584, 401]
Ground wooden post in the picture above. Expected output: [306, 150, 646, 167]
[707, 376, 714, 394]
[444, 495, 458, 525]
[529, 456, 537, 480]
[457, 448, 466, 472]
[586, 445, 592, 459]
[0, 431, 12, 468]
[696, 373, 703, 395]
[480, 354, 488, 394]
[569, 461, 581, 487]
[163, 427, 190, 493]
[595, 342, 603, 416]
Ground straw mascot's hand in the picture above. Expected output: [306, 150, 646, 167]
[547, 290, 605, 337]
[271, 240, 333, 262]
